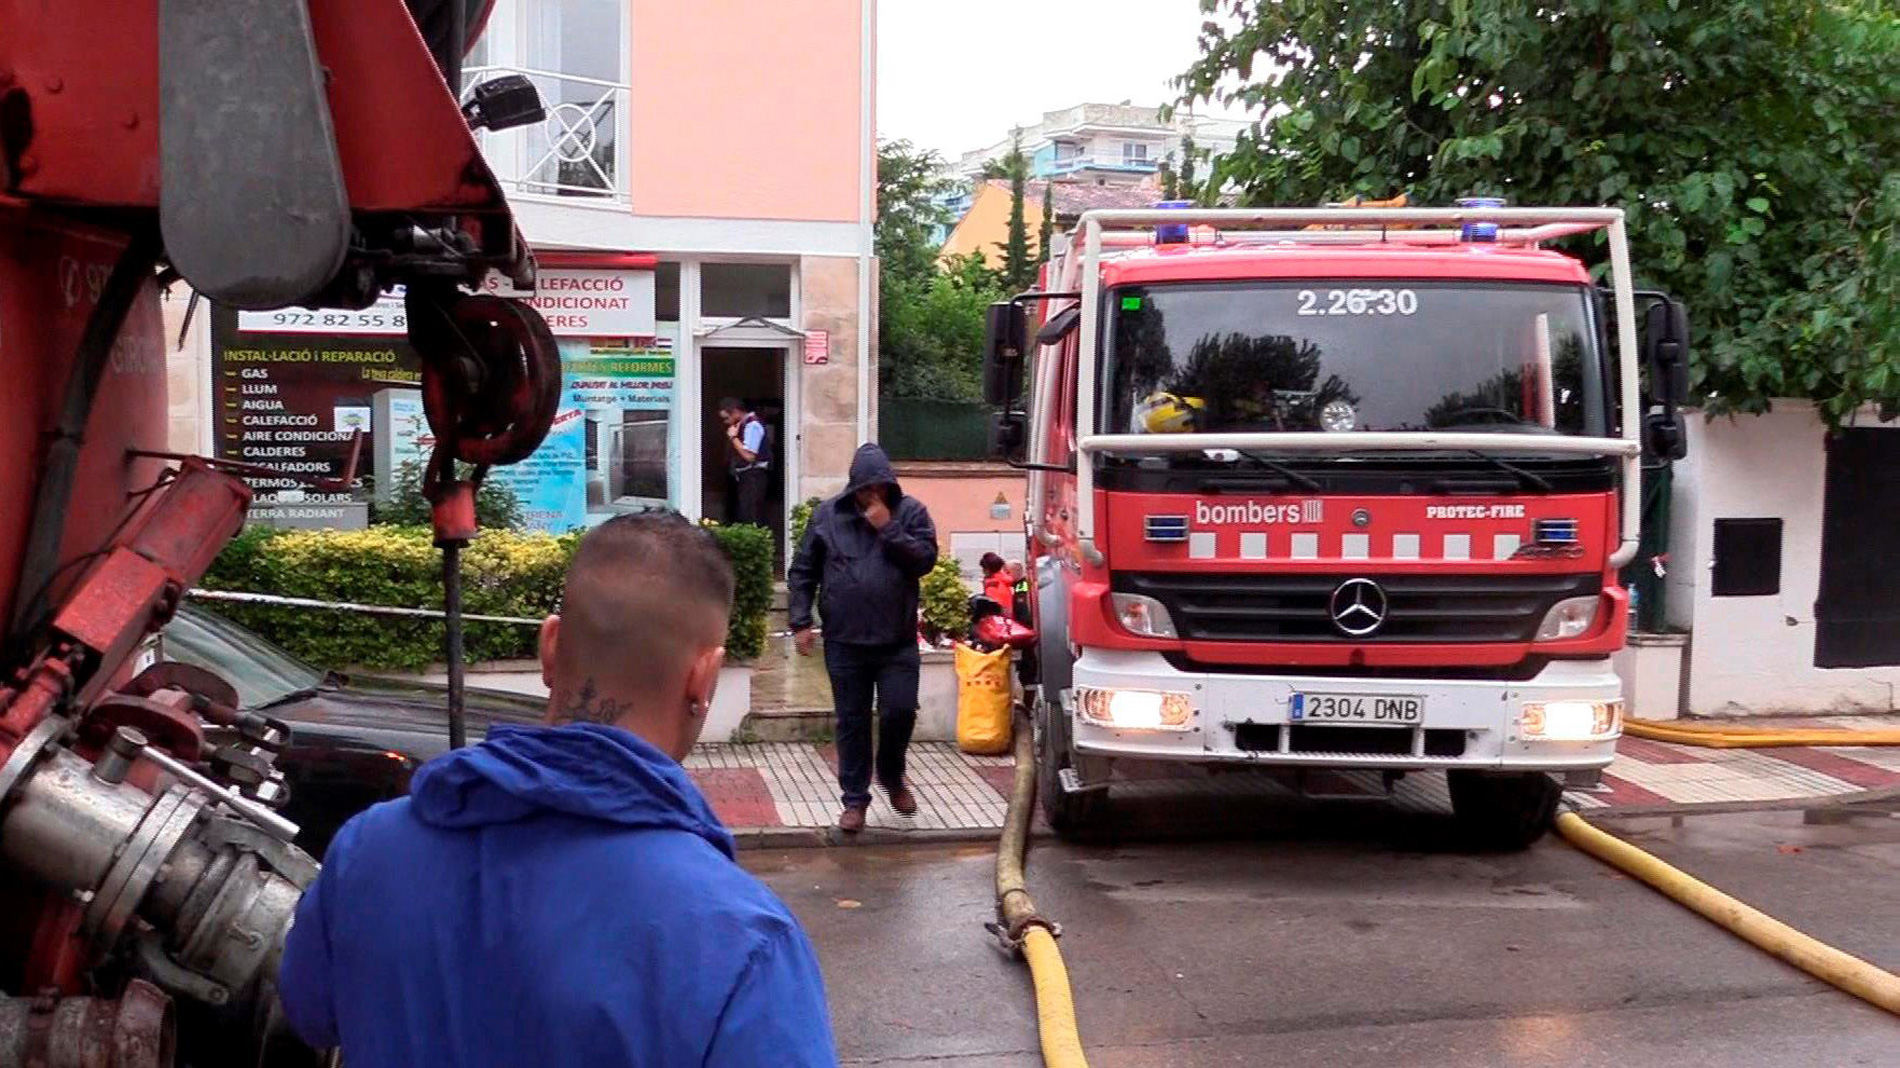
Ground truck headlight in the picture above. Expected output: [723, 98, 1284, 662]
[1520, 699, 1622, 740]
[1110, 593, 1177, 638]
[1076, 687, 1194, 731]
[1534, 595, 1600, 641]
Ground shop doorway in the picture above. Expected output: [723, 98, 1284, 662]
[701, 345, 787, 550]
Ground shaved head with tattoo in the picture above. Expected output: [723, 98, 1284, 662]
[540, 512, 735, 758]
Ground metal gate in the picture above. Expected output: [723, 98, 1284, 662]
[1814, 428, 1900, 667]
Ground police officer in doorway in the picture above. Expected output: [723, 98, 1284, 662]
[719, 397, 772, 526]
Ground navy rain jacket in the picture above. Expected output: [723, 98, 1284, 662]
[278, 722, 837, 1067]
[788, 443, 939, 645]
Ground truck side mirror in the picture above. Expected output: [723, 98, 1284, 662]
[1643, 410, 1688, 461]
[1640, 298, 1690, 461]
[982, 301, 1028, 408]
[989, 410, 1027, 462]
[1642, 299, 1691, 407]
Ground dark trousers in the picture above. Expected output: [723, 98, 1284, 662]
[825, 639, 919, 808]
[730, 466, 769, 526]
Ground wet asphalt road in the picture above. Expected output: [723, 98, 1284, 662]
[746, 790, 1900, 1066]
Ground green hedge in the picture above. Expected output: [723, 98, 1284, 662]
[200, 521, 774, 671]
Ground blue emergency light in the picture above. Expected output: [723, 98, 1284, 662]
[1154, 200, 1192, 244]
[1457, 196, 1506, 242]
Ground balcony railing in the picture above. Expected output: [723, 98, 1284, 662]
[464, 64, 630, 203]
[1037, 153, 1161, 178]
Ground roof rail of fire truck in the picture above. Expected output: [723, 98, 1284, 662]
[1058, 206, 1642, 571]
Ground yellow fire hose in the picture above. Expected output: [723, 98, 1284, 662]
[992, 718, 1090, 1068]
[1555, 811, 1900, 1016]
[1624, 717, 1900, 748]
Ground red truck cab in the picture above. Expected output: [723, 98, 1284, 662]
[984, 205, 1690, 848]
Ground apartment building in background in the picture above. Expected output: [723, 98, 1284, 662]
[166, 0, 876, 556]
[944, 101, 1245, 204]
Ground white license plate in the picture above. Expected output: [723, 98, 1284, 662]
[1290, 692, 1424, 726]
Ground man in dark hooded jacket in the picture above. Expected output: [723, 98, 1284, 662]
[788, 443, 939, 831]
[278, 512, 836, 1067]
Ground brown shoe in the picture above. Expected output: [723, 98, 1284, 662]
[883, 782, 918, 816]
[837, 805, 867, 832]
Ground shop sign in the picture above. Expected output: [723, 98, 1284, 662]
[484, 268, 656, 337]
[803, 329, 829, 365]
[210, 307, 420, 504]
[487, 329, 679, 534]
[235, 288, 410, 336]
[213, 306, 678, 533]
[234, 267, 658, 339]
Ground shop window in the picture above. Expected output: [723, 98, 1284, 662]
[702, 263, 791, 319]
[1711, 518, 1782, 597]
[655, 262, 680, 322]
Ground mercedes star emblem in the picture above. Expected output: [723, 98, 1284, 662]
[1329, 578, 1388, 637]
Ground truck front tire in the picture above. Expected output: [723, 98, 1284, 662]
[1447, 770, 1561, 851]
[1036, 700, 1109, 837]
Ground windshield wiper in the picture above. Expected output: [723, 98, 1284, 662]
[1233, 451, 1323, 491]
[254, 672, 345, 711]
[1461, 450, 1551, 492]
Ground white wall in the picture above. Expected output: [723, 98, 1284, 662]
[1673, 401, 1900, 715]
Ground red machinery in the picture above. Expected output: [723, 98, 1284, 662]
[0, 2, 559, 1063]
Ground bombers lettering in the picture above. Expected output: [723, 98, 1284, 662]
[1194, 499, 1324, 526]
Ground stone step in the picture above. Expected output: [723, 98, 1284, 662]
[740, 706, 833, 743]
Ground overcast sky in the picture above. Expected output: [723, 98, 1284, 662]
[877, 0, 1254, 158]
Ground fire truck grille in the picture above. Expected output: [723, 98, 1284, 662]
[1116, 571, 1601, 644]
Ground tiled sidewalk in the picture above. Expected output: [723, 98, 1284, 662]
[685, 716, 1900, 845]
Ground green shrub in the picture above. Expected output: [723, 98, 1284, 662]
[789, 496, 824, 549]
[706, 522, 774, 661]
[199, 518, 774, 671]
[369, 459, 525, 531]
[919, 556, 971, 641]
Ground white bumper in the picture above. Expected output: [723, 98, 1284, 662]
[1068, 649, 1621, 771]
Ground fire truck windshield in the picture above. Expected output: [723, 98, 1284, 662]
[1102, 281, 1610, 440]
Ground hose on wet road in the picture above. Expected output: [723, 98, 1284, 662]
[991, 715, 1090, 1068]
[1555, 810, 1900, 1017]
[1623, 717, 1900, 748]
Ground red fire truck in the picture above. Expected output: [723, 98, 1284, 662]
[982, 205, 1689, 848]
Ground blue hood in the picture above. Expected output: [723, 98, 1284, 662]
[278, 721, 838, 1066]
[408, 722, 735, 857]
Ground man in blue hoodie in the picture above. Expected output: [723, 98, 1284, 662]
[278, 512, 838, 1067]
[788, 443, 939, 831]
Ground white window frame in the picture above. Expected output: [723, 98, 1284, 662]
[464, 0, 632, 204]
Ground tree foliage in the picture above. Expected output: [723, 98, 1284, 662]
[877, 140, 1000, 403]
[1179, 0, 1900, 426]
[986, 131, 1038, 293]
[1178, 134, 1202, 204]
[371, 459, 524, 531]
[876, 139, 956, 289]
[1038, 180, 1056, 267]
[880, 252, 1005, 403]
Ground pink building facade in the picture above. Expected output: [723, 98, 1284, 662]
[168, 0, 876, 553]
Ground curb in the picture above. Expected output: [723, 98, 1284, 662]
[732, 824, 1013, 851]
[1581, 781, 1900, 821]
[726, 784, 1900, 850]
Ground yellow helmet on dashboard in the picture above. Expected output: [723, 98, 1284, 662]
[1135, 391, 1205, 434]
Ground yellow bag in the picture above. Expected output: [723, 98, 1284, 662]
[955, 642, 1014, 755]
